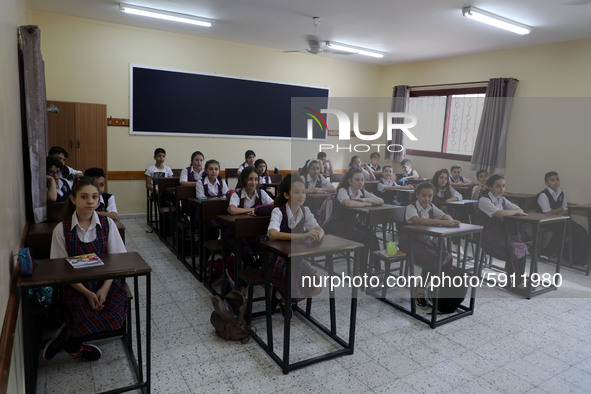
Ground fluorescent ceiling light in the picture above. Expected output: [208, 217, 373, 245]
[120, 3, 213, 27]
[462, 6, 531, 35]
[326, 41, 384, 58]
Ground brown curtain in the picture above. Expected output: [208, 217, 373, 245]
[386, 85, 410, 162]
[19, 25, 48, 223]
[470, 78, 518, 174]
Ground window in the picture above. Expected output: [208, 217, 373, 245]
[404, 87, 486, 160]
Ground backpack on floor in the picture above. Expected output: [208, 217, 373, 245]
[210, 289, 253, 343]
[425, 267, 468, 314]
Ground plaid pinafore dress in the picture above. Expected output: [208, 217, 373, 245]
[270, 205, 318, 300]
[62, 216, 128, 338]
[398, 205, 453, 270]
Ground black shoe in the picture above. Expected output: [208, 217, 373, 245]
[43, 323, 68, 361]
[68, 344, 102, 361]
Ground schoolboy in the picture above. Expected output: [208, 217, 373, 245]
[471, 169, 489, 200]
[537, 171, 589, 264]
[48, 146, 82, 181]
[449, 164, 474, 187]
[84, 167, 118, 220]
[400, 158, 419, 179]
[46, 156, 72, 203]
[368, 152, 382, 172]
[145, 148, 173, 192]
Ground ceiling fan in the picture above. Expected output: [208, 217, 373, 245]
[284, 17, 352, 55]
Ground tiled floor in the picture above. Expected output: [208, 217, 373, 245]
[36, 216, 591, 393]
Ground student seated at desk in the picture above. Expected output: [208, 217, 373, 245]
[237, 149, 256, 176]
[432, 168, 463, 203]
[45, 177, 128, 362]
[377, 165, 413, 205]
[368, 152, 382, 172]
[471, 169, 489, 200]
[84, 167, 118, 220]
[449, 164, 475, 187]
[302, 159, 335, 194]
[473, 174, 529, 288]
[179, 151, 205, 187]
[196, 159, 229, 198]
[398, 182, 460, 306]
[325, 167, 383, 251]
[400, 158, 419, 180]
[255, 158, 275, 197]
[317, 151, 332, 175]
[145, 147, 173, 192]
[47, 156, 72, 203]
[268, 174, 323, 303]
[349, 155, 376, 181]
[537, 171, 589, 264]
[49, 146, 82, 181]
[226, 166, 274, 267]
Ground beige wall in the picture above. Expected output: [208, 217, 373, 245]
[1, 0, 30, 392]
[379, 39, 591, 203]
[32, 10, 382, 214]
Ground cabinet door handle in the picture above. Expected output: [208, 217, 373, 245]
[77, 139, 80, 149]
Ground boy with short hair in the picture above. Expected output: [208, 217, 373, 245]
[48, 146, 82, 181]
[368, 152, 381, 172]
[145, 148, 173, 192]
[400, 158, 419, 179]
[84, 167, 118, 220]
[317, 152, 333, 174]
[449, 164, 474, 187]
[537, 171, 589, 264]
[46, 156, 72, 203]
[471, 169, 489, 200]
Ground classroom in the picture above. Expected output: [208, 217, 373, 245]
[2, 0, 591, 393]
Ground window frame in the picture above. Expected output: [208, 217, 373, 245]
[405, 86, 487, 161]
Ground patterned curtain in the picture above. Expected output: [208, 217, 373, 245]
[19, 25, 48, 223]
[470, 78, 518, 174]
[386, 85, 410, 162]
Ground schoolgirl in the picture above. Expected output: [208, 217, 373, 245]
[398, 182, 460, 304]
[226, 166, 274, 267]
[349, 155, 376, 181]
[432, 168, 462, 203]
[45, 177, 128, 361]
[325, 167, 383, 251]
[376, 165, 413, 205]
[196, 159, 229, 198]
[268, 174, 323, 302]
[302, 159, 335, 193]
[237, 150, 256, 175]
[179, 151, 205, 186]
[473, 174, 529, 287]
[255, 158, 275, 197]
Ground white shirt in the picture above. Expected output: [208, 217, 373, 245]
[337, 187, 377, 204]
[405, 201, 447, 223]
[56, 178, 73, 198]
[537, 187, 567, 212]
[259, 175, 273, 184]
[436, 188, 463, 201]
[228, 188, 273, 211]
[196, 177, 229, 198]
[99, 194, 117, 213]
[267, 203, 319, 236]
[145, 164, 173, 179]
[471, 184, 486, 199]
[237, 162, 249, 173]
[377, 178, 395, 193]
[402, 169, 419, 178]
[368, 163, 381, 171]
[449, 175, 471, 184]
[50, 212, 126, 258]
[305, 174, 332, 189]
[478, 191, 520, 218]
[179, 166, 203, 183]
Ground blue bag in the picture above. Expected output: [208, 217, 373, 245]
[17, 247, 36, 275]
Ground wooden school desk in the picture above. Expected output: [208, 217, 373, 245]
[187, 197, 229, 280]
[567, 204, 591, 275]
[435, 200, 478, 224]
[396, 223, 483, 329]
[502, 213, 569, 298]
[256, 235, 363, 374]
[26, 220, 126, 260]
[505, 193, 538, 212]
[17, 252, 152, 394]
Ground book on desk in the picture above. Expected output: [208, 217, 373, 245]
[66, 253, 104, 269]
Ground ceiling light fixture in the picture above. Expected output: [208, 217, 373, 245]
[120, 3, 213, 27]
[462, 6, 531, 35]
[326, 41, 384, 58]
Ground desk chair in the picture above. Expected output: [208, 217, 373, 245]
[46, 202, 66, 222]
[173, 186, 196, 262]
[330, 173, 344, 183]
[153, 177, 180, 240]
[224, 168, 239, 188]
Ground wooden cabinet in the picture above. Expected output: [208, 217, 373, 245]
[47, 100, 107, 172]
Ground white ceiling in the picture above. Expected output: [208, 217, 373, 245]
[29, 0, 591, 65]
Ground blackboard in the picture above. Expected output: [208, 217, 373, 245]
[130, 65, 329, 139]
